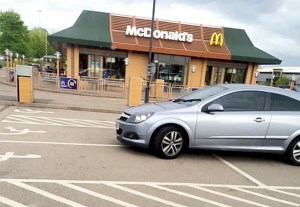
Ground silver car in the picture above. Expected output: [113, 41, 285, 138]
[116, 84, 300, 165]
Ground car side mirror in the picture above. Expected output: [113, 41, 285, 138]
[207, 104, 224, 112]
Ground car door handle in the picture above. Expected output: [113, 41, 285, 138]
[254, 117, 266, 123]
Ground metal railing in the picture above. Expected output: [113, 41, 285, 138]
[3, 68, 191, 100]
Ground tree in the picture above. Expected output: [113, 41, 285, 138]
[28, 28, 55, 59]
[0, 10, 29, 57]
[275, 75, 290, 86]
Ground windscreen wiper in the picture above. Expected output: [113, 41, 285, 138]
[173, 98, 201, 103]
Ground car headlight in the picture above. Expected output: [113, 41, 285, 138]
[127, 112, 154, 123]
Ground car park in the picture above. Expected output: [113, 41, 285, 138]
[116, 84, 300, 165]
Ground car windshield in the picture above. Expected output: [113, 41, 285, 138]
[173, 86, 227, 103]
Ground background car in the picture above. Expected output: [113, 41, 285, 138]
[44, 66, 56, 73]
[116, 84, 300, 165]
[28, 63, 41, 72]
[79, 68, 122, 79]
[278, 85, 299, 92]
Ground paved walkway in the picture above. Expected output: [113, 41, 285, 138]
[0, 69, 128, 114]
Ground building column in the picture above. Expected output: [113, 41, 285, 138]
[187, 58, 207, 89]
[245, 63, 258, 84]
[66, 44, 80, 78]
[125, 51, 148, 92]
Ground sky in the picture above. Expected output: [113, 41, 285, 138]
[1, 0, 300, 67]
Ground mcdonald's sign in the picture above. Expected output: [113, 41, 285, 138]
[209, 32, 223, 46]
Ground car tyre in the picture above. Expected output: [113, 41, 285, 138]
[152, 126, 184, 159]
[286, 137, 300, 166]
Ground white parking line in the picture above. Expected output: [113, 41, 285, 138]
[148, 184, 232, 207]
[14, 108, 54, 114]
[231, 187, 300, 206]
[0, 140, 123, 147]
[58, 182, 140, 207]
[0, 195, 28, 207]
[7, 180, 87, 207]
[0, 127, 46, 135]
[266, 188, 300, 198]
[213, 154, 266, 187]
[0, 152, 41, 162]
[191, 186, 270, 207]
[2, 115, 115, 129]
[105, 183, 187, 207]
[1, 179, 299, 207]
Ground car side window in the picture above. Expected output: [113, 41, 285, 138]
[209, 91, 266, 111]
[270, 93, 300, 111]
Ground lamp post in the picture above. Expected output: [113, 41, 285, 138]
[55, 51, 61, 90]
[154, 60, 159, 79]
[4, 49, 10, 68]
[37, 10, 42, 35]
[290, 74, 296, 90]
[9, 51, 13, 68]
[21, 55, 25, 65]
[144, 0, 156, 103]
[15, 53, 19, 66]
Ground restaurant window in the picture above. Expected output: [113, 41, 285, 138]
[79, 54, 126, 79]
[205, 66, 246, 85]
[154, 54, 189, 85]
[156, 63, 184, 85]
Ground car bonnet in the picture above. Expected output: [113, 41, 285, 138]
[124, 101, 189, 114]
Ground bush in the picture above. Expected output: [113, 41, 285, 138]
[275, 75, 290, 86]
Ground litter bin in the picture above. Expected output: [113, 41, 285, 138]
[16, 65, 34, 103]
[9, 69, 14, 82]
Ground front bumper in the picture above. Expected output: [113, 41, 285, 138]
[116, 120, 151, 148]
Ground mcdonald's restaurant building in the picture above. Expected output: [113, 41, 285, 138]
[49, 10, 281, 90]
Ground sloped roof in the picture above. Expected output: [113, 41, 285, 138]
[48, 10, 281, 65]
[224, 28, 281, 65]
[48, 10, 111, 48]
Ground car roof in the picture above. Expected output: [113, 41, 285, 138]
[219, 84, 300, 100]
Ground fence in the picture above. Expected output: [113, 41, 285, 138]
[4, 68, 191, 101]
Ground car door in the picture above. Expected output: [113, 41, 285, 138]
[195, 91, 271, 149]
[266, 93, 300, 142]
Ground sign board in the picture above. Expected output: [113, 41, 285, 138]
[146, 63, 156, 74]
[60, 77, 78, 90]
[125, 25, 194, 43]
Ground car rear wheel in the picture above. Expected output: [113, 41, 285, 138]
[152, 126, 184, 159]
[286, 137, 300, 166]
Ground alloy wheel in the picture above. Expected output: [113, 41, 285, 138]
[292, 140, 300, 163]
[161, 131, 183, 157]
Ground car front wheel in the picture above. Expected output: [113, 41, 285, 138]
[152, 126, 184, 159]
[286, 137, 300, 166]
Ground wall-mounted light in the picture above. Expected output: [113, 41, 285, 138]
[255, 71, 259, 78]
[124, 58, 129, 66]
[191, 65, 196, 73]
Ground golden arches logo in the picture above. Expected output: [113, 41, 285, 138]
[209, 32, 223, 46]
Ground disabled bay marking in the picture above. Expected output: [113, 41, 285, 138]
[2, 115, 115, 128]
[0, 127, 46, 135]
[0, 152, 41, 162]
[14, 108, 54, 114]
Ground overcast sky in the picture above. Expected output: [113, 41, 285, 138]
[1, 0, 299, 66]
